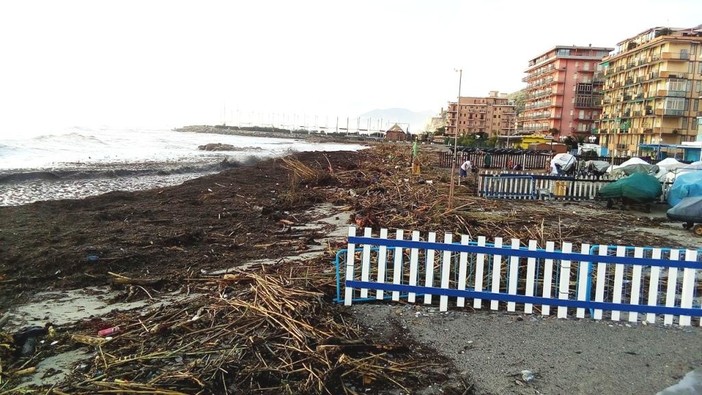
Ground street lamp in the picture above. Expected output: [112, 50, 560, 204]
[448, 68, 463, 210]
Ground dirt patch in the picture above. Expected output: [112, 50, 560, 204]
[352, 304, 702, 394]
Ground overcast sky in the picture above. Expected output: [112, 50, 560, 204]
[1, 0, 700, 134]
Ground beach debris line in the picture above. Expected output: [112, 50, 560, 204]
[0, 265, 452, 394]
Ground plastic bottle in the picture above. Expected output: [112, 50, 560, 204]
[97, 326, 121, 336]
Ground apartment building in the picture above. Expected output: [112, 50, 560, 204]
[598, 26, 702, 156]
[446, 91, 516, 137]
[519, 45, 612, 138]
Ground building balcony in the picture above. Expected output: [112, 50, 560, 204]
[662, 51, 690, 60]
[654, 108, 685, 116]
[660, 71, 689, 79]
[656, 89, 690, 97]
[574, 99, 599, 109]
[653, 126, 682, 134]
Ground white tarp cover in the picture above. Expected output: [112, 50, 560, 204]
[656, 158, 687, 171]
[681, 161, 702, 171]
[549, 153, 576, 174]
[617, 157, 648, 167]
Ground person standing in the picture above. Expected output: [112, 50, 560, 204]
[459, 158, 472, 179]
[411, 138, 421, 175]
[484, 152, 492, 169]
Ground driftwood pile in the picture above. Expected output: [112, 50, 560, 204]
[296, 143, 576, 246]
[1, 263, 455, 394]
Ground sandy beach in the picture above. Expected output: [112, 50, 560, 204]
[1, 142, 700, 394]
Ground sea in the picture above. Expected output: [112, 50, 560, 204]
[0, 127, 366, 206]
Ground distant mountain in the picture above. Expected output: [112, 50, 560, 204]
[358, 108, 434, 133]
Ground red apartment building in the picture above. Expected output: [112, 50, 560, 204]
[519, 45, 613, 139]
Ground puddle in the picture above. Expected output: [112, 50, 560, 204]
[5, 287, 197, 331]
[212, 202, 352, 274]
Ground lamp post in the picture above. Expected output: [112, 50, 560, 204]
[448, 69, 463, 210]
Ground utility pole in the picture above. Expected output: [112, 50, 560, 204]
[448, 69, 462, 210]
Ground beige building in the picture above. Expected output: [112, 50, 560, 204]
[446, 91, 516, 137]
[425, 108, 448, 133]
[598, 26, 702, 156]
[519, 45, 612, 138]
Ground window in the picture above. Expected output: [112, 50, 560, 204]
[667, 79, 690, 93]
[664, 97, 686, 110]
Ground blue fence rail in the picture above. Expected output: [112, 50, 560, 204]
[478, 171, 674, 202]
[338, 226, 702, 326]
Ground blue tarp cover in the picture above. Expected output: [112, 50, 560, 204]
[667, 196, 702, 223]
[667, 172, 702, 207]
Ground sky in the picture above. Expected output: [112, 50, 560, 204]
[0, 0, 701, 135]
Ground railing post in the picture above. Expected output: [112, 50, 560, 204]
[344, 227, 357, 305]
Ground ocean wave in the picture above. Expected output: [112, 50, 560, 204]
[0, 158, 243, 184]
[32, 131, 106, 145]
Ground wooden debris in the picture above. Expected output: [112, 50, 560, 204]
[1, 267, 442, 394]
[108, 272, 163, 286]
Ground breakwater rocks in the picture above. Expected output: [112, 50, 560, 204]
[198, 143, 262, 151]
[174, 125, 376, 143]
[176, 125, 299, 139]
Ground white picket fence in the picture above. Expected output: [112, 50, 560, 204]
[340, 227, 702, 326]
[478, 171, 673, 202]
